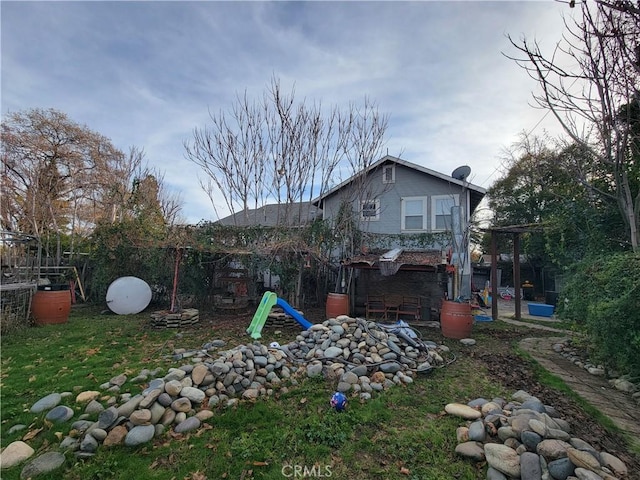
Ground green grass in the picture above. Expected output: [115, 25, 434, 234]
[0, 307, 628, 479]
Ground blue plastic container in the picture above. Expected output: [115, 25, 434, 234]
[528, 303, 554, 317]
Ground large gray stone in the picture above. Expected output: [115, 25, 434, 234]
[30, 393, 62, 413]
[0, 441, 34, 469]
[124, 425, 155, 446]
[19, 452, 65, 479]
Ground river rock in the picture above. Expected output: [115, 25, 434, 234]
[566, 447, 602, 471]
[547, 457, 575, 479]
[45, 405, 74, 423]
[30, 393, 62, 413]
[484, 443, 521, 478]
[444, 403, 482, 420]
[75, 390, 100, 403]
[174, 416, 201, 433]
[536, 439, 571, 461]
[519, 452, 542, 480]
[454, 441, 485, 462]
[0, 441, 35, 469]
[124, 425, 155, 446]
[180, 386, 205, 403]
[19, 451, 65, 479]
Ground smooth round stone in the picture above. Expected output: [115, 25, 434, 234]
[59, 436, 80, 451]
[45, 405, 74, 423]
[117, 395, 143, 417]
[171, 398, 192, 412]
[566, 447, 601, 471]
[75, 391, 100, 403]
[124, 425, 155, 446]
[379, 363, 401, 374]
[0, 441, 35, 469]
[547, 457, 575, 479]
[536, 439, 571, 461]
[30, 393, 62, 413]
[103, 425, 128, 447]
[484, 443, 521, 478]
[444, 403, 482, 420]
[180, 386, 205, 404]
[454, 441, 485, 462]
[195, 410, 214, 422]
[306, 363, 323, 378]
[468, 397, 489, 408]
[110, 374, 127, 386]
[574, 467, 606, 480]
[323, 346, 343, 359]
[139, 388, 162, 409]
[97, 406, 119, 429]
[160, 408, 176, 426]
[84, 400, 104, 415]
[459, 338, 476, 346]
[599, 451, 628, 477]
[521, 430, 543, 451]
[486, 466, 508, 480]
[157, 392, 173, 407]
[149, 402, 166, 424]
[174, 416, 201, 434]
[19, 451, 65, 479]
[130, 409, 152, 425]
[481, 401, 502, 415]
[143, 379, 165, 394]
[519, 452, 542, 479]
[467, 420, 485, 442]
[521, 398, 546, 413]
[90, 428, 107, 442]
[191, 364, 209, 385]
[7, 424, 27, 435]
[71, 420, 93, 433]
[80, 434, 99, 453]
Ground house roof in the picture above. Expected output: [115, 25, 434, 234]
[312, 155, 486, 214]
[217, 201, 322, 227]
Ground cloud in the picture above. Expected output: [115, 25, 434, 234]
[1, 1, 575, 223]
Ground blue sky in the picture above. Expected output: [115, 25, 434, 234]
[1, 1, 574, 224]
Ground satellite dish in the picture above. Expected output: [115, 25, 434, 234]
[106, 276, 152, 315]
[451, 165, 471, 181]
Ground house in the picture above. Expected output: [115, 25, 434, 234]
[312, 155, 486, 319]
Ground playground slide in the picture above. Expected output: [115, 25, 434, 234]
[276, 298, 313, 330]
[247, 292, 277, 339]
[247, 291, 312, 339]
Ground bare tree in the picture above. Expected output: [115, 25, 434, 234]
[184, 76, 388, 226]
[506, 0, 640, 251]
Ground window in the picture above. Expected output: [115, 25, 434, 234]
[361, 199, 380, 221]
[432, 195, 459, 230]
[382, 165, 395, 184]
[401, 196, 427, 231]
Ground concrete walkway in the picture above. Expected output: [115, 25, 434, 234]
[494, 303, 640, 451]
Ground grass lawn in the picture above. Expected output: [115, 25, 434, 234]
[0, 307, 620, 479]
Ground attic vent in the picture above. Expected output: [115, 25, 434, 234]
[382, 165, 395, 184]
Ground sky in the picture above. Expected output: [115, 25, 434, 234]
[1, 1, 576, 224]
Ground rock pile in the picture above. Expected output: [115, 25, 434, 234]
[552, 339, 640, 405]
[447, 390, 629, 479]
[1, 315, 449, 477]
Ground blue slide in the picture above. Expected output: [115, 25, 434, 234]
[276, 297, 313, 330]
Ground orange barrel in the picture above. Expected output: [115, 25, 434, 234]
[440, 300, 473, 339]
[326, 293, 349, 319]
[31, 285, 71, 325]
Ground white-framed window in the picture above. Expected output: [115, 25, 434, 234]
[360, 199, 380, 221]
[382, 165, 395, 184]
[401, 196, 427, 231]
[432, 194, 459, 231]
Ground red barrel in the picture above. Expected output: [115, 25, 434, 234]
[31, 286, 71, 325]
[440, 300, 473, 339]
[326, 293, 349, 319]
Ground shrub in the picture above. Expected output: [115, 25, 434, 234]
[557, 252, 640, 375]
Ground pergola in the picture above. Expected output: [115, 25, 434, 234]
[486, 223, 545, 321]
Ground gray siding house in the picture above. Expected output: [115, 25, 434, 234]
[314, 155, 485, 239]
[313, 155, 486, 319]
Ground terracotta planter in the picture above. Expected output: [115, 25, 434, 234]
[326, 293, 349, 319]
[440, 300, 473, 339]
[31, 285, 71, 325]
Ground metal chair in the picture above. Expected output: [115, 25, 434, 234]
[396, 296, 422, 322]
[365, 294, 387, 320]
